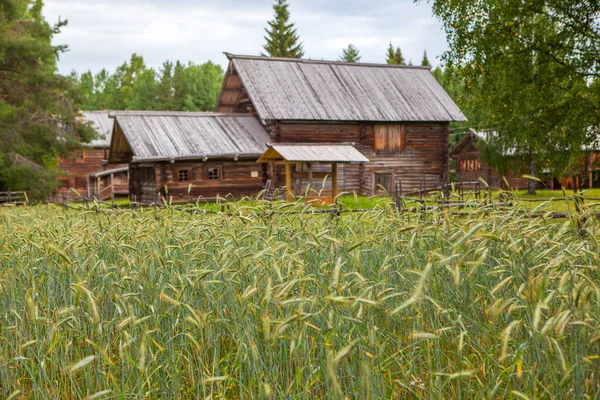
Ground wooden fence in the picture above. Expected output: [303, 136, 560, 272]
[0, 191, 26, 205]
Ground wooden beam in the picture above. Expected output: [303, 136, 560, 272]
[285, 162, 293, 202]
[331, 163, 338, 202]
[308, 163, 313, 191]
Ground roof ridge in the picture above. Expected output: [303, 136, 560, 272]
[108, 111, 255, 118]
[224, 52, 432, 70]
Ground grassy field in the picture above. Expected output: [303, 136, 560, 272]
[1, 204, 599, 398]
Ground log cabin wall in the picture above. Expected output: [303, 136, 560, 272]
[216, 67, 259, 118]
[453, 151, 532, 190]
[130, 159, 266, 203]
[57, 148, 128, 195]
[269, 121, 450, 195]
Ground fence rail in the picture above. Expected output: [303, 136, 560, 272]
[0, 191, 26, 205]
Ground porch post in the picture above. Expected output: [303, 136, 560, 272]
[307, 163, 313, 192]
[331, 162, 338, 203]
[285, 162, 293, 202]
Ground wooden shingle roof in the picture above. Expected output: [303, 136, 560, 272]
[257, 143, 369, 163]
[82, 111, 113, 148]
[224, 53, 467, 123]
[109, 111, 271, 162]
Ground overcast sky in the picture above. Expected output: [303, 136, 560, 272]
[43, 0, 449, 76]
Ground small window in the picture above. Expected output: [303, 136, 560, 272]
[207, 168, 220, 180]
[75, 150, 86, 162]
[178, 169, 190, 182]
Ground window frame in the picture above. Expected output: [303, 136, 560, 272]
[74, 150, 86, 163]
[177, 168, 191, 182]
[206, 166, 222, 181]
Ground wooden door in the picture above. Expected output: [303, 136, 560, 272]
[375, 173, 393, 195]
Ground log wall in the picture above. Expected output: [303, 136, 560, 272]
[57, 148, 128, 196]
[270, 121, 450, 196]
[130, 160, 267, 203]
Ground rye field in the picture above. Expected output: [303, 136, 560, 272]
[0, 203, 599, 399]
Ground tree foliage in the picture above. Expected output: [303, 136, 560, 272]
[385, 43, 405, 65]
[421, 50, 430, 67]
[338, 44, 361, 63]
[0, 0, 95, 199]
[422, 0, 600, 193]
[75, 56, 224, 112]
[263, 0, 304, 58]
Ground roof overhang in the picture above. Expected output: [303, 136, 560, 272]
[132, 153, 263, 163]
[90, 166, 129, 178]
[257, 143, 369, 163]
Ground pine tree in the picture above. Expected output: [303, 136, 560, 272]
[0, 0, 95, 200]
[339, 44, 361, 63]
[386, 43, 405, 65]
[421, 50, 431, 67]
[263, 0, 304, 58]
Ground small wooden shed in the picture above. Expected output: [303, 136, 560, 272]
[257, 144, 369, 202]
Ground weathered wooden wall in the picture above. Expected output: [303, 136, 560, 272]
[130, 160, 266, 203]
[216, 68, 258, 117]
[58, 148, 128, 196]
[268, 121, 450, 196]
[453, 143, 533, 190]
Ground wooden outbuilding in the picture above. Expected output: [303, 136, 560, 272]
[257, 144, 369, 202]
[57, 111, 129, 199]
[450, 129, 600, 190]
[216, 54, 467, 196]
[450, 129, 531, 189]
[108, 111, 271, 204]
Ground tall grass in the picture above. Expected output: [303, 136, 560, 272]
[0, 202, 599, 398]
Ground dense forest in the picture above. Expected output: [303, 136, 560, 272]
[74, 55, 224, 112]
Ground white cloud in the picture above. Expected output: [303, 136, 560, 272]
[43, 0, 448, 75]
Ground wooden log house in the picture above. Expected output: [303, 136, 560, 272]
[451, 129, 600, 190]
[108, 111, 271, 204]
[450, 129, 530, 189]
[57, 111, 129, 199]
[216, 54, 467, 196]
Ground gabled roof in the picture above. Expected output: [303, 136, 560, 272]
[257, 143, 369, 163]
[109, 111, 271, 162]
[224, 53, 467, 123]
[81, 111, 113, 148]
[452, 128, 517, 158]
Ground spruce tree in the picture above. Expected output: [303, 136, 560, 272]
[339, 44, 361, 63]
[263, 0, 304, 58]
[421, 50, 431, 67]
[386, 43, 405, 65]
